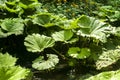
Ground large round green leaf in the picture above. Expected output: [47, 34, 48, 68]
[68, 47, 91, 59]
[32, 54, 59, 70]
[0, 18, 24, 38]
[24, 34, 55, 52]
[32, 13, 60, 27]
[77, 15, 112, 43]
[52, 30, 73, 42]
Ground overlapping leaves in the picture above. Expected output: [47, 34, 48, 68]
[0, 66, 31, 80]
[0, 53, 31, 80]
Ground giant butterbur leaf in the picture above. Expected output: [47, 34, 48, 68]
[96, 48, 120, 70]
[0, 18, 24, 38]
[68, 47, 91, 59]
[24, 34, 55, 52]
[52, 30, 73, 42]
[32, 13, 60, 27]
[32, 54, 59, 70]
[85, 70, 120, 80]
[0, 66, 31, 80]
[77, 15, 112, 43]
[0, 53, 17, 67]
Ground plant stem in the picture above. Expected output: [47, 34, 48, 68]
[51, 47, 67, 60]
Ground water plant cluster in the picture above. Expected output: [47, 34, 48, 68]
[1, 0, 120, 80]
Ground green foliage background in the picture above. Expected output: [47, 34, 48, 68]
[0, 0, 120, 79]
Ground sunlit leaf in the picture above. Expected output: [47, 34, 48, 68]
[0, 66, 31, 80]
[68, 47, 91, 59]
[96, 48, 120, 70]
[77, 15, 112, 43]
[32, 54, 59, 70]
[112, 27, 120, 37]
[0, 53, 17, 67]
[86, 70, 120, 80]
[52, 30, 73, 42]
[32, 13, 60, 27]
[0, 53, 31, 80]
[0, 18, 24, 38]
[24, 34, 55, 52]
[56, 19, 79, 29]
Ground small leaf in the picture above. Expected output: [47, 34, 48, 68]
[0, 53, 17, 67]
[52, 30, 73, 42]
[68, 47, 91, 59]
[32, 54, 59, 70]
[24, 34, 55, 52]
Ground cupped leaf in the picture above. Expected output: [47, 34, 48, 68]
[52, 30, 73, 42]
[77, 15, 112, 43]
[32, 13, 61, 27]
[68, 47, 91, 59]
[0, 18, 24, 38]
[96, 48, 120, 70]
[24, 34, 55, 52]
[0, 53, 17, 67]
[32, 54, 59, 70]
[85, 70, 120, 80]
[0, 66, 31, 80]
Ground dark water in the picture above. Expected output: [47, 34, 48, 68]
[32, 66, 95, 80]
[32, 69, 81, 80]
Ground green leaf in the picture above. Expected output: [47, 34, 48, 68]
[32, 13, 60, 27]
[112, 27, 120, 37]
[0, 18, 24, 38]
[52, 30, 73, 42]
[0, 53, 31, 80]
[68, 47, 91, 59]
[0, 53, 17, 67]
[56, 19, 79, 29]
[24, 34, 55, 52]
[32, 54, 59, 70]
[96, 48, 120, 70]
[85, 70, 120, 80]
[0, 66, 31, 80]
[77, 15, 112, 43]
